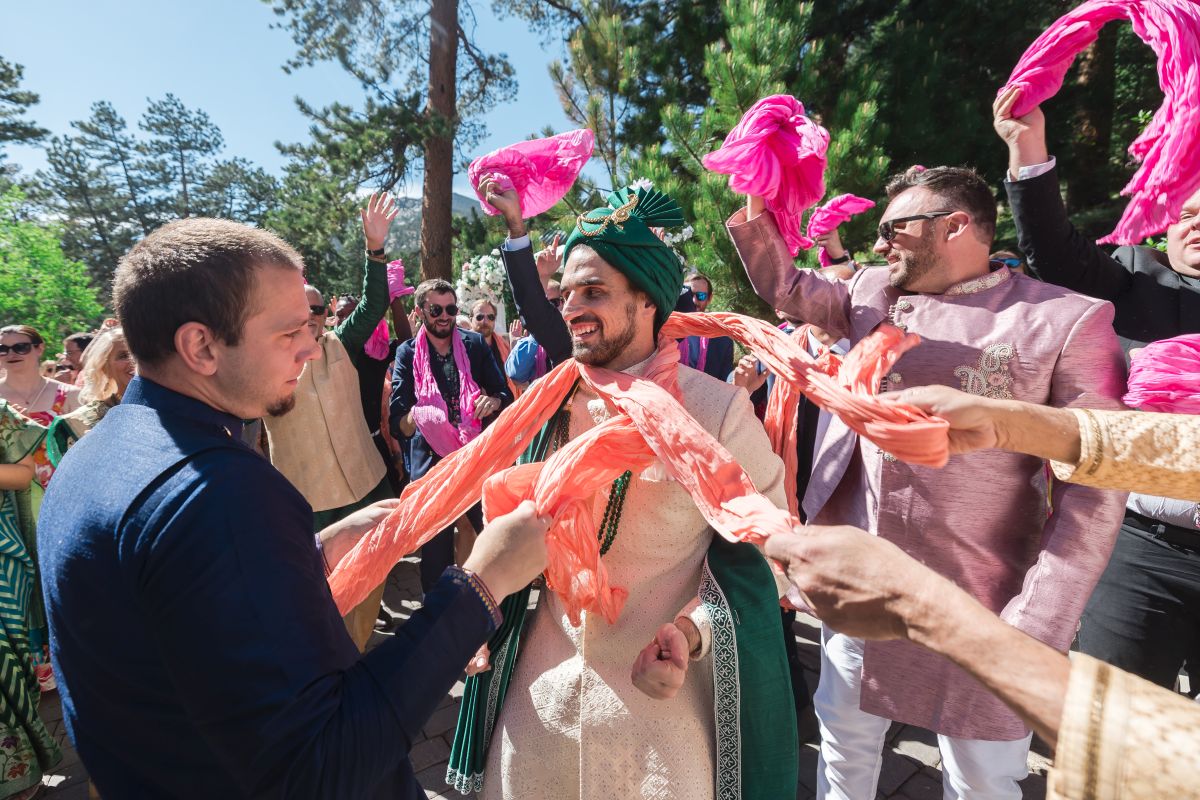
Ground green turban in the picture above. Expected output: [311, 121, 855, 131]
[562, 186, 686, 328]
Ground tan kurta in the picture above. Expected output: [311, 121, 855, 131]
[264, 333, 385, 512]
[482, 363, 787, 800]
[1049, 654, 1200, 799]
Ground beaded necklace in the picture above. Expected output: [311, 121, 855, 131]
[550, 397, 632, 557]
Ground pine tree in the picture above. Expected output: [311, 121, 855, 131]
[139, 94, 225, 218]
[72, 101, 156, 235]
[0, 56, 47, 183]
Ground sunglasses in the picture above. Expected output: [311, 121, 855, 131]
[0, 342, 35, 356]
[475, 313, 496, 322]
[549, 297, 564, 309]
[309, 305, 327, 316]
[693, 291, 710, 302]
[997, 257, 1022, 268]
[424, 303, 459, 319]
[877, 211, 953, 242]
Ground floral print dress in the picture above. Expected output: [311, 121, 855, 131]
[0, 402, 62, 797]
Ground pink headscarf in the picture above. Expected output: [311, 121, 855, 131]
[1000, 0, 1200, 245]
[468, 129, 595, 218]
[702, 95, 830, 257]
[1123, 333, 1200, 413]
[411, 329, 484, 457]
[806, 194, 877, 266]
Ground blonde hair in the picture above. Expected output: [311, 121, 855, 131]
[78, 327, 131, 404]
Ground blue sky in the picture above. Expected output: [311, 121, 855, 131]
[1, 0, 583, 197]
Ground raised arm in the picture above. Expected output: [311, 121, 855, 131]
[726, 198, 854, 338]
[479, 180, 573, 365]
[336, 192, 399, 354]
[994, 88, 1131, 300]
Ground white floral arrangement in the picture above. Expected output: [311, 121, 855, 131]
[456, 249, 509, 328]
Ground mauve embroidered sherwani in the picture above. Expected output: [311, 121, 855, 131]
[729, 208, 1129, 740]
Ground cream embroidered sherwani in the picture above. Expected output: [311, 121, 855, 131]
[481, 361, 787, 800]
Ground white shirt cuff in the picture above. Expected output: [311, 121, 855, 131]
[1009, 156, 1057, 182]
[503, 234, 531, 251]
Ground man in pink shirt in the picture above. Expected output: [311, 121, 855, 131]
[728, 165, 1128, 799]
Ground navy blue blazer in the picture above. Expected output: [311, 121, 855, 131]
[389, 329, 512, 480]
[39, 377, 496, 799]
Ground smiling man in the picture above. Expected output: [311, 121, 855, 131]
[729, 165, 1129, 799]
[451, 185, 797, 800]
[36, 218, 553, 799]
[995, 88, 1200, 701]
[390, 280, 512, 595]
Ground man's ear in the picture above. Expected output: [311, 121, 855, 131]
[946, 211, 972, 241]
[174, 322, 220, 377]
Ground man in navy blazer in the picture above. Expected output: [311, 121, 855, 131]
[38, 218, 547, 799]
[390, 278, 513, 593]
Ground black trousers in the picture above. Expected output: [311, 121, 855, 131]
[419, 501, 485, 595]
[1078, 518, 1200, 692]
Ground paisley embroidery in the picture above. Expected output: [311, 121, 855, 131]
[955, 343, 1016, 399]
[944, 268, 1012, 296]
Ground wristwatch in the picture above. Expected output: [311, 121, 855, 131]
[366, 245, 387, 258]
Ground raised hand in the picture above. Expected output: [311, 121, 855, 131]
[993, 86, 1049, 173]
[814, 229, 846, 260]
[361, 192, 400, 252]
[509, 319, 527, 340]
[479, 177, 526, 238]
[534, 233, 563, 279]
[731, 354, 768, 393]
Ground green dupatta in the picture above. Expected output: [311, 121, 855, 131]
[446, 411, 798, 798]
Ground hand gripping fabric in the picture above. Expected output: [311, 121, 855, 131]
[326, 312, 949, 618]
[702, 95, 830, 257]
[806, 194, 877, 267]
[1000, 0, 1200, 245]
[1123, 333, 1200, 413]
[468, 128, 595, 218]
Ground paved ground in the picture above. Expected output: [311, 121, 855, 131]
[39, 552, 1052, 799]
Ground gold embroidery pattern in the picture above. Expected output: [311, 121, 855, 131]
[954, 343, 1016, 399]
[944, 268, 1012, 296]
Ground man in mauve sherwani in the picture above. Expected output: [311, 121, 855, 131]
[729, 165, 1128, 799]
[447, 181, 798, 800]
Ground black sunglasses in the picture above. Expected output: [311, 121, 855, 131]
[878, 211, 953, 242]
[549, 297, 564, 309]
[0, 342, 35, 356]
[693, 291, 710, 302]
[424, 303, 459, 318]
[309, 304, 327, 316]
[475, 313, 496, 322]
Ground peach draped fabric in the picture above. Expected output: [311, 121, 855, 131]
[327, 312, 949, 617]
[1000, 0, 1200, 245]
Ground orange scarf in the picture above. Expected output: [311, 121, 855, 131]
[327, 312, 949, 618]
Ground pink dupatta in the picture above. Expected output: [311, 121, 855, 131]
[411, 330, 483, 457]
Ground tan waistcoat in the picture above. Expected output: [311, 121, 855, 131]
[264, 333, 386, 512]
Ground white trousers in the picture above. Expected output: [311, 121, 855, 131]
[814, 626, 1032, 800]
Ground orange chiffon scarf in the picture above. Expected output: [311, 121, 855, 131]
[327, 311, 949, 620]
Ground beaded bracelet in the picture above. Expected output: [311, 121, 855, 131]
[447, 565, 503, 626]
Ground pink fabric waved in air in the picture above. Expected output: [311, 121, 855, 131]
[387, 259, 414, 300]
[363, 320, 391, 361]
[1123, 333, 1200, 413]
[410, 330, 483, 457]
[1000, 0, 1200, 245]
[806, 194, 877, 266]
[702, 95, 830, 257]
[326, 311, 949, 621]
[468, 128, 595, 218]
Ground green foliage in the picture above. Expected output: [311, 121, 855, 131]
[0, 56, 46, 157]
[0, 188, 104, 340]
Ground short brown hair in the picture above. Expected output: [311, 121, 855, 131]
[684, 272, 712, 292]
[112, 219, 303, 365]
[0, 325, 44, 346]
[884, 166, 997, 243]
[414, 279, 455, 308]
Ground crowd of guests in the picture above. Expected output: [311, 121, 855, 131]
[0, 89, 1195, 800]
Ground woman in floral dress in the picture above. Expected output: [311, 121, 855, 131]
[0, 402, 61, 798]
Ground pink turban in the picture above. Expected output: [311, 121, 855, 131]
[468, 129, 595, 218]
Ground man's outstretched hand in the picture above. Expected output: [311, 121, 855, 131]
[480, 178, 527, 239]
[362, 192, 400, 252]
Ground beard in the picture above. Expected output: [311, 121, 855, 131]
[572, 302, 638, 366]
[888, 228, 939, 290]
[428, 321, 454, 339]
[266, 394, 296, 417]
